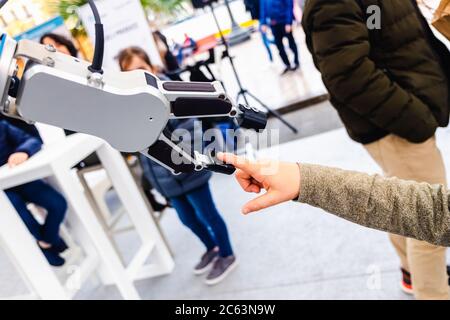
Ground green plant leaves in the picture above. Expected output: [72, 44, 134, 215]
[48, 0, 187, 20]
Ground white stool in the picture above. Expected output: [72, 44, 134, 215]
[0, 134, 174, 299]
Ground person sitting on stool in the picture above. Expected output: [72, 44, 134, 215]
[260, 0, 300, 74]
[0, 121, 68, 266]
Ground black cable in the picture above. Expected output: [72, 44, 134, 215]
[87, 0, 104, 73]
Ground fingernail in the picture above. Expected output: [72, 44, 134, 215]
[242, 208, 249, 215]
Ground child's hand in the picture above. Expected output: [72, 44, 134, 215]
[285, 24, 293, 33]
[261, 25, 268, 33]
[8, 152, 29, 168]
[217, 152, 301, 215]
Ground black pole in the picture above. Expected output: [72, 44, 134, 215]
[223, 0, 251, 45]
[224, 0, 239, 29]
[209, 3, 249, 105]
[87, 0, 104, 73]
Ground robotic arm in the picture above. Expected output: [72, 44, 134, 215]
[0, 34, 266, 175]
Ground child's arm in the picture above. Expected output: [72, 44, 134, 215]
[297, 164, 450, 247]
[217, 153, 450, 247]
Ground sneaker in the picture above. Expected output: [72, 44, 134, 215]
[194, 247, 219, 275]
[41, 247, 65, 267]
[291, 63, 300, 71]
[205, 255, 238, 286]
[400, 268, 413, 295]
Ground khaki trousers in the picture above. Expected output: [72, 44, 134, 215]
[365, 135, 449, 300]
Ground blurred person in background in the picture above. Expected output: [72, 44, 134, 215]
[118, 46, 169, 80]
[0, 66, 42, 143]
[302, 0, 450, 299]
[119, 47, 238, 285]
[245, 0, 275, 62]
[153, 30, 183, 81]
[260, 0, 300, 74]
[40, 33, 79, 58]
[0, 114, 42, 142]
[0, 121, 68, 266]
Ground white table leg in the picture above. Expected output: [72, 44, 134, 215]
[96, 145, 174, 274]
[0, 191, 68, 300]
[51, 166, 140, 300]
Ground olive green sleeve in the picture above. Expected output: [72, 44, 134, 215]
[297, 164, 450, 246]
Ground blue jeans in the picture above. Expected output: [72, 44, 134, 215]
[271, 24, 299, 68]
[6, 180, 67, 245]
[170, 183, 233, 257]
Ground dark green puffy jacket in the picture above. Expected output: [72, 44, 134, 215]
[302, 0, 450, 144]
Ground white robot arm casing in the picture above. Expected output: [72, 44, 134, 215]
[0, 35, 267, 175]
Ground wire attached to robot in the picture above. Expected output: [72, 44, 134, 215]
[86, 0, 104, 74]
